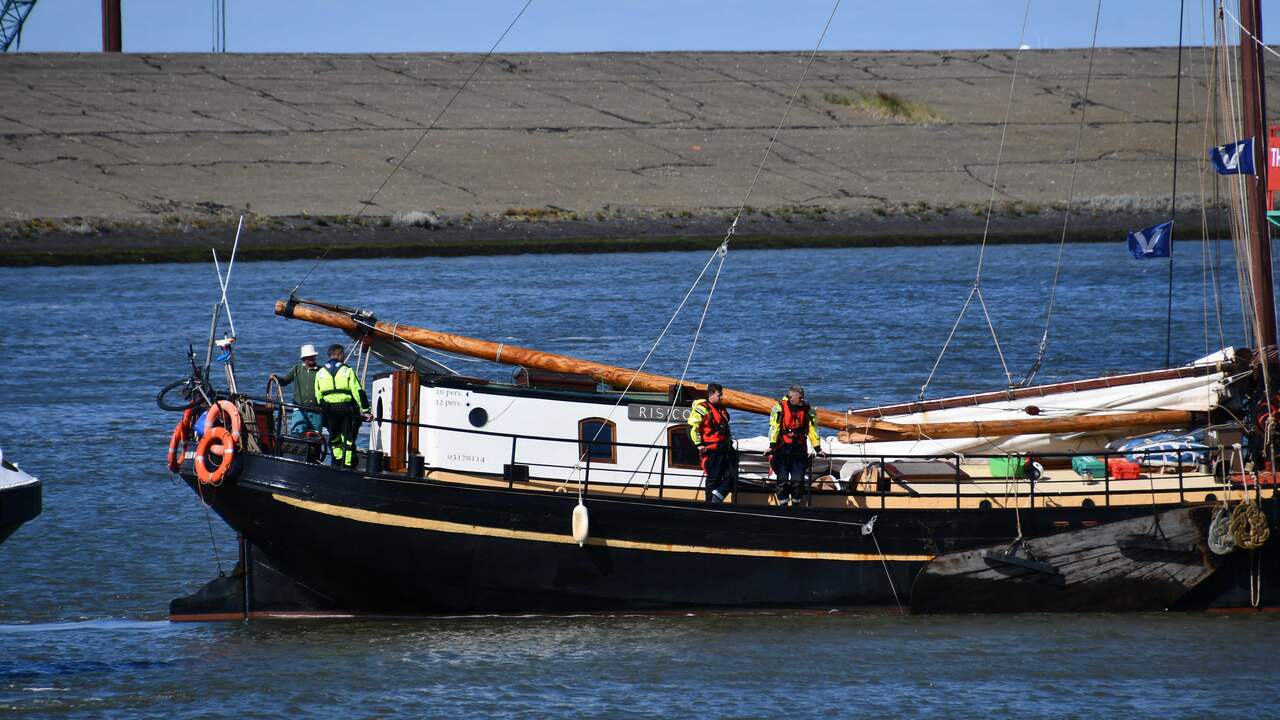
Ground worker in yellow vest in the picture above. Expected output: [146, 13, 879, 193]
[767, 385, 825, 507]
[315, 343, 370, 467]
[688, 382, 735, 503]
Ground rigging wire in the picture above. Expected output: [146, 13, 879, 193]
[287, 0, 537, 295]
[1195, 0, 1228, 355]
[556, 244, 727, 493]
[1166, 0, 1187, 368]
[1020, 0, 1103, 387]
[1232, 0, 1279, 430]
[720, 0, 843, 245]
[627, 244, 731, 492]
[1213, 4, 1252, 347]
[920, 0, 1032, 401]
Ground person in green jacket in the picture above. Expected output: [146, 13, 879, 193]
[270, 344, 321, 435]
[315, 343, 371, 467]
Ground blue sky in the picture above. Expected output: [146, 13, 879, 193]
[12, 1, 1280, 53]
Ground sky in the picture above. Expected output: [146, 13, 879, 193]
[11, 1, 1280, 54]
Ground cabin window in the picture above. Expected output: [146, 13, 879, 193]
[578, 418, 617, 464]
[666, 425, 702, 469]
[468, 407, 488, 428]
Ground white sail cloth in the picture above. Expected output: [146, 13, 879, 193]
[739, 349, 1243, 458]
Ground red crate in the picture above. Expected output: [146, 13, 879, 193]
[1107, 458, 1142, 480]
[1230, 471, 1279, 487]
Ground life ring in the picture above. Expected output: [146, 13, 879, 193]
[167, 425, 185, 473]
[195, 426, 238, 485]
[204, 399, 242, 442]
[166, 408, 197, 473]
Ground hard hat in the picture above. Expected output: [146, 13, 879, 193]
[299, 344, 317, 358]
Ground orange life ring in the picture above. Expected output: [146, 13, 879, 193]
[204, 400, 242, 442]
[166, 408, 198, 473]
[195, 426, 237, 485]
[167, 425, 185, 473]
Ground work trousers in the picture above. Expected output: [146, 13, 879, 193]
[702, 448, 737, 503]
[772, 452, 810, 504]
[322, 401, 363, 467]
[290, 408, 323, 435]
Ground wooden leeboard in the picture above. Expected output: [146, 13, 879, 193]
[909, 506, 1218, 613]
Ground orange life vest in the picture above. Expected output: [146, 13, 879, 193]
[779, 401, 811, 449]
[698, 401, 732, 451]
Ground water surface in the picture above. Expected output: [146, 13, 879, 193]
[1, 243, 1274, 718]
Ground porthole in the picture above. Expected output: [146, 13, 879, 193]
[1205, 493, 1217, 503]
[978, 499, 992, 510]
[1082, 498, 1096, 508]
[468, 407, 489, 427]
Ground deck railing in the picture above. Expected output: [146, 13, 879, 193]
[225, 392, 1265, 509]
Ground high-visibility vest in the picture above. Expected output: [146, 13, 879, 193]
[315, 363, 364, 409]
[692, 399, 732, 451]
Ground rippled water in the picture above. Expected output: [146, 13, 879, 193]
[2, 243, 1276, 718]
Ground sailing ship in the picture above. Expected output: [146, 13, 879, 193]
[161, 3, 1277, 618]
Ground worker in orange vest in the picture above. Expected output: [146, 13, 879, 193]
[767, 385, 825, 507]
[688, 383, 735, 503]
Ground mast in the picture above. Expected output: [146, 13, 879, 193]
[1239, 0, 1278, 353]
[276, 299, 1194, 441]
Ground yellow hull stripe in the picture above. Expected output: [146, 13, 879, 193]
[273, 494, 935, 563]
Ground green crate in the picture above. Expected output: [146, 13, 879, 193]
[1071, 455, 1106, 478]
[988, 456, 1026, 478]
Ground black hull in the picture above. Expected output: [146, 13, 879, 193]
[0, 478, 41, 546]
[173, 454, 1280, 616]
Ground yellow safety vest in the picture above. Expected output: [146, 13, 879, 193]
[315, 363, 366, 411]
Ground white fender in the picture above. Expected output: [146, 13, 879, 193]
[571, 501, 589, 547]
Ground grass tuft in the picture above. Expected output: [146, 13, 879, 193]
[825, 90, 947, 124]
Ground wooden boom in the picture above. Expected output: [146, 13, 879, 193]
[276, 299, 880, 432]
[275, 299, 1197, 440]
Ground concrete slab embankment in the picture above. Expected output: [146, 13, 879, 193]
[0, 49, 1248, 265]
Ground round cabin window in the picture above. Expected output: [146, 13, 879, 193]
[468, 407, 488, 428]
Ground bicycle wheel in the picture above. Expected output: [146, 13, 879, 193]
[156, 378, 199, 411]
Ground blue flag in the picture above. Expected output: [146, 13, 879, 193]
[1209, 138, 1255, 175]
[1127, 221, 1172, 259]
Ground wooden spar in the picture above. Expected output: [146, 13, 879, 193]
[276, 299, 1196, 440]
[851, 362, 1231, 419]
[839, 408, 1197, 443]
[275, 299, 883, 432]
[1239, 0, 1278, 352]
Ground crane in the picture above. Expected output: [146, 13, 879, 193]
[0, 0, 36, 52]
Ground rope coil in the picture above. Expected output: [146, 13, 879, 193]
[1229, 499, 1271, 550]
[1208, 504, 1236, 555]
